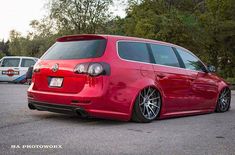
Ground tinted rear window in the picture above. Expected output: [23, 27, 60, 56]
[42, 39, 107, 60]
[118, 42, 151, 63]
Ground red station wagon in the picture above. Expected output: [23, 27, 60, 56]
[27, 34, 231, 122]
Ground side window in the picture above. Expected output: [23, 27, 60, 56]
[177, 48, 206, 72]
[21, 59, 36, 67]
[118, 42, 151, 63]
[150, 44, 180, 67]
[1, 58, 20, 67]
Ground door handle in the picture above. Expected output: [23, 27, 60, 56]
[188, 77, 196, 81]
[156, 73, 166, 78]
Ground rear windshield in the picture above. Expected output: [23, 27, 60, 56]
[41, 39, 107, 60]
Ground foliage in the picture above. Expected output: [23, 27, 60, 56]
[120, 0, 235, 78]
[48, 0, 113, 34]
[226, 77, 235, 84]
[3, 0, 235, 78]
[199, 0, 235, 77]
[0, 39, 9, 58]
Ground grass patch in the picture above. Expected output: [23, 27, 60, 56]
[226, 77, 235, 85]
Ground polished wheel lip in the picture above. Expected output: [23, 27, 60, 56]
[219, 88, 231, 112]
[138, 87, 161, 120]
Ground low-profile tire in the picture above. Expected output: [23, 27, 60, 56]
[215, 87, 231, 112]
[132, 86, 161, 123]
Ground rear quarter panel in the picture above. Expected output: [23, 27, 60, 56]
[103, 37, 158, 119]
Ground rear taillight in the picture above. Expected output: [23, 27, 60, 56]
[74, 62, 110, 77]
[33, 64, 41, 73]
[88, 63, 103, 76]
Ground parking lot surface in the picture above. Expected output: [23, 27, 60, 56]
[0, 83, 234, 155]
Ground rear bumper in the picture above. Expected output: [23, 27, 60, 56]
[28, 99, 87, 116]
[27, 84, 131, 121]
[28, 98, 130, 121]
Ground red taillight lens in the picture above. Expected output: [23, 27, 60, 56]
[33, 64, 41, 73]
[33, 68, 40, 73]
[74, 62, 110, 77]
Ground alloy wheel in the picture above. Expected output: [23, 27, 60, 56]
[138, 87, 161, 120]
[218, 88, 231, 112]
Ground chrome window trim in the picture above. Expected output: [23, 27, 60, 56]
[116, 40, 206, 74]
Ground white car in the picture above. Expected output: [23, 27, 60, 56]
[0, 56, 38, 83]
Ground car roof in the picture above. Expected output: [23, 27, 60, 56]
[56, 34, 189, 51]
[1, 56, 38, 59]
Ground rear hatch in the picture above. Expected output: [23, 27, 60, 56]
[33, 35, 107, 94]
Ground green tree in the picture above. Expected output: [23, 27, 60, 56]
[48, 0, 113, 34]
[105, 16, 126, 35]
[199, 0, 235, 77]
[8, 30, 22, 56]
[5, 0, 235, 79]
[27, 18, 58, 57]
[124, 0, 204, 55]
[121, 0, 234, 78]
[0, 39, 10, 57]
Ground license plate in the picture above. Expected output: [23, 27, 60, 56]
[49, 78, 63, 87]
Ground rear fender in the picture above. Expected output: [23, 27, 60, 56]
[128, 77, 164, 120]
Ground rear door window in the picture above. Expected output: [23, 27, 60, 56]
[150, 44, 180, 67]
[1, 58, 20, 67]
[41, 39, 107, 60]
[118, 42, 151, 63]
[21, 59, 36, 67]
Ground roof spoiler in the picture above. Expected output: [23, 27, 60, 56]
[56, 34, 107, 42]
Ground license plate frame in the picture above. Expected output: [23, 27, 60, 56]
[49, 77, 63, 87]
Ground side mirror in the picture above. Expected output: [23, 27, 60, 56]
[207, 65, 216, 73]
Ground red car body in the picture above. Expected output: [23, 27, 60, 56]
[27, 34, 230, 122]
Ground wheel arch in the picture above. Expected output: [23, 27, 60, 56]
[128, 80, 164, 119]
[214, 81, 231, 110]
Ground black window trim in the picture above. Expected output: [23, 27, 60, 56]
[172, 47, 186, 69]
[116, 40, 207, 73]
[146, 43, 156, 64]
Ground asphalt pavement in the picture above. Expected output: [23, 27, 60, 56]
[0, 83, 234, 155]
